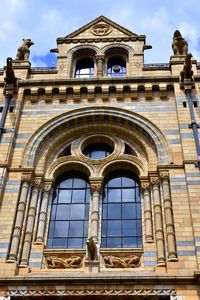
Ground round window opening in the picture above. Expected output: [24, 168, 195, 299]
[83, 143, 113, 159]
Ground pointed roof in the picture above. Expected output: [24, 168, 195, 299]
[57, 16, 146, 43]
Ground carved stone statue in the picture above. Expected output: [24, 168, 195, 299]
[87, 237, 97, 260]
[4, 57, 17, 85]
[46, 256, 83, 269]
[104, 255, 140, 268]
[172, 30, 188, 55]
[180, 53, 193, 82]
[16, 39, 34, 61]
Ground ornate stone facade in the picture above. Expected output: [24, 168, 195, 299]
[0, 15, 200, 300]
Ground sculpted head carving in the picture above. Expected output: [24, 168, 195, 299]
[16, 38, 34, 61]
[172, 30, 188, 56]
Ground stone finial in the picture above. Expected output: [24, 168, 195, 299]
[172, 30, 188, 55]
[180, 53, 193, 82]
[16, 39, 34, 61]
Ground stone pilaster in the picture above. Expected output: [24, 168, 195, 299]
[35, 181, 53, 244]
[160, 171, 177, 261]
[151, 176, 165, 265]
[20, 178, 41, 266]
[7, 173, 32, 261]
[141, 179, 153, 242]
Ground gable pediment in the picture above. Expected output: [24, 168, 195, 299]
[59, 16, 142, 42]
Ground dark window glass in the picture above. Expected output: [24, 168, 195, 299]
[107, 57, 126, 77]
[75, 58, 94, 78]
[102, 171, 142, 248]
[83, 143, 113, 159]
[47, 172, 90, 249]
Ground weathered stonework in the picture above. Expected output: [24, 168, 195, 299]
[0, 15, 200, 300]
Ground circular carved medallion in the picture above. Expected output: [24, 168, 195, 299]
[91, 24, 112, 36]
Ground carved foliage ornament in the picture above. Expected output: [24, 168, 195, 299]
[91, 24, 112, 36]
[46, 255, 83, 269]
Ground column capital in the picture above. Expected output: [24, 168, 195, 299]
[21, 172, 33, 183]
[32, 177, 43, 188]
[159, 170, 170, 180]
[43, 180, 54, 193]
[95, 54, 105, 60]
[90, 177, 103, 193]
[150, 176, 160, 186]
[140, 179, 150, 191]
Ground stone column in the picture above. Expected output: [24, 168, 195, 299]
[141, 180, 153, 242]
[151, 176, 165, 265]
[8, 174, 32, 261]
[90, 179, 102, 242]
[36, 181, 53, 243]
[96, 55, 104, 78]
[160, 171, 177, 261]
[20, 178, 41, 266]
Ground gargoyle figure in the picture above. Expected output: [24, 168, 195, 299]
[104, 255, 140, 268]
[46, 256, 83, 269]
[16, 38, 34, 60]
[86, 237, 97, 261]
[172, 30, 188, 55]
[180, 53, 193, 82]
[4, 57, 17, 85]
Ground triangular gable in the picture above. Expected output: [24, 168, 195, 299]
[64, 16, 139, 39]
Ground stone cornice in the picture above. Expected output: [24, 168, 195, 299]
[57, 35, 146, 44]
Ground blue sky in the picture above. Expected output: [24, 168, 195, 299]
[1, 0, 200, 67]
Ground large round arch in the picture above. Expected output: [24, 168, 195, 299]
[22, 106, 172, 175]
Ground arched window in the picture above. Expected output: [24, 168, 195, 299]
[83, 143, 113, 159]
[107, 57, 126, 77]
[47, 172, 90, 249]
[102, 171, 142, 248]
[75, 58, 94, 78]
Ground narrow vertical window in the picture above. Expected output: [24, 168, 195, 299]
[102, 171, 142, 248]
[47, 172, 90, 249]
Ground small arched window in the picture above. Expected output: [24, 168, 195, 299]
[75, 58, 94, 78]
[102, 171, 142, 248]
[47, 172, 90, 249]
[107, 57, 126, 77]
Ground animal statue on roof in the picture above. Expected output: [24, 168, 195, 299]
[16, 39, 34, 61]
[172, 30, 188, 55]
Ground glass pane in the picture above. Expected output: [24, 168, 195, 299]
[135, 187, 141, 202]
[86, 189, 90, 202]
[56, 205, 70, 220]
[122, 177, 135, 187]
[122, 220, 136, 236]
[122, 188, 134, 202]
[108, 177, 121, 187]
[69, 221, 83, 237]
[108, 189, 121, 202]
[70, 204, 84, 220]
[122, 203, 136, 219]
[107, 220, 121, 237]
[59, 178, 73, 188]
[73, 178, 87, 188]
[48, 221, 54, 237]
[72, 189, 85, 203]
[53, 238, 66, 248]
[54, 221, 69, 237]
[84, 221, 88, 237]
[108, 204, 121, 219]
[137, 220, 142, 236]
[58, 189, 71, 203]
[85, 204, 89, 219]
[101, 238, 107, 248]
[68, 238, 83, 248]
[47, 238, 53, 248]
[106, 238, 121, 248]
[123, 237, 137, 248]
[51, 205, 56, 219]
[136, 203, 141, 218]
[102, 220, 107, 237]
[102, 204, 107, 219]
